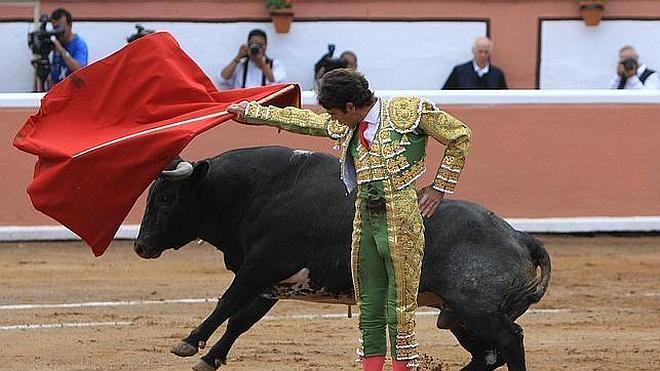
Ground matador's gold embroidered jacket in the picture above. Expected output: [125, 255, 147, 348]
[244, 96, 471, 193]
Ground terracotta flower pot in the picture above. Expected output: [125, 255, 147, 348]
[269, 9, 294, 33]
[579, 1, 605, 26]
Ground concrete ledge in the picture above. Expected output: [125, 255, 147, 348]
[507, 216, 660, 233]
[4, 90, 660, 108]
[0, 225, 139, 241]
[2, 217, 659, 242]
[304, 90, 660, 105]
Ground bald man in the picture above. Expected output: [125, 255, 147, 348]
[443, 36, 508, 89]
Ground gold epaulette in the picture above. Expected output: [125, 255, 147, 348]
[387, 96, 424, 134]
[327, 120, 349, 139]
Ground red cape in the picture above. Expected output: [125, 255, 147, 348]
[13, 32, 300, 256]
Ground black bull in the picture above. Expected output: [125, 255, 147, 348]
[134, 146, 551, 371]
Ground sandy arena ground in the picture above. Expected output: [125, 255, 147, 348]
[0, 235, 658, 370]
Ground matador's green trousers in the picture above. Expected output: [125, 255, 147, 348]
[352, 181, 425, 364]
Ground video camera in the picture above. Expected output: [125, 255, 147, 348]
[127, 24, 155, 43]
[28, 14, 64, 57]
[314, 44, 347, 80]
[27, 14, 65, 91]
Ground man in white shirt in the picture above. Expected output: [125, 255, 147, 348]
[608, 45, 659, 90]
[219, 29, 286, 89]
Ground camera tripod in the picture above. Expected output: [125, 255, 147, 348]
[31, 55, 51, 92]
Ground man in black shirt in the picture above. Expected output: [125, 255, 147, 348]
[443, 36, 507, 90]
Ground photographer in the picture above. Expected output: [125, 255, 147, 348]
[126, 24, 155, 43]
[314, 46, 358, 84]
[340, 50, 358, 71]
[608, 45, 659, 90]
[49, 8, 88, 87]
[314, 44, 347, 82]
[219, 29, 286, 90]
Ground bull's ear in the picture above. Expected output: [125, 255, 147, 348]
[191, 160, 210, 184]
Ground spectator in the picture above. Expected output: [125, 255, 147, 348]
[314, 44, 349, 82]
[49, 8, 88, 87]
[220, 29, 286, 89]
[442, 36, 507, 89]
[340, 50, 358, 71]
[608, 45, 659, 90]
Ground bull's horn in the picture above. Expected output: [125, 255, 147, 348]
[161, 161, 194, 179]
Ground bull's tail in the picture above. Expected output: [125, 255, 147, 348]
[525, 234, 551, 303]
[502, 233, 551, 319]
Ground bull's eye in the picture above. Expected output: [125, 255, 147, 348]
[160, 195, 169, 203]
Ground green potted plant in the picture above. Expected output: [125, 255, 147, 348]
[577, 0, 607, 26]
[266, 0, 294, 33]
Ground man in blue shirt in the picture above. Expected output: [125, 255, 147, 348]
[49, 8, 88, 88]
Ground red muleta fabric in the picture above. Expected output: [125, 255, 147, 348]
[13, 32, 300, 256]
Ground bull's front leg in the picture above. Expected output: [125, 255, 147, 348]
[171, 264, 284, 357]
[190, 296, 278, 371]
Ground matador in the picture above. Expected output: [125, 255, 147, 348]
[229, 69, 471, 371]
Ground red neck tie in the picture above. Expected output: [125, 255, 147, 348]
[358, 121, 370, 150]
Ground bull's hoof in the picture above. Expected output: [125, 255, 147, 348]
[170, 341, 198, 357]
[192, 359, 217, 371]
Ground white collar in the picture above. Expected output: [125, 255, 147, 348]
[473, 61, 490, 77]
[362, 99, 380, 125]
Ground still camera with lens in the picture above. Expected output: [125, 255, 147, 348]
[249, 43, 262, 55]
[621, 57, 638, 72]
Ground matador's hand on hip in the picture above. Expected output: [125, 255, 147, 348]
[418, 185, 445, 218]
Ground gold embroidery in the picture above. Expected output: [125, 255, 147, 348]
[432, 179, 456, 194]
[356, 167, 387, 184]
[351, 98, 430, 190]
[378, 129, 391, 142]
[244, 102, 333, 137]
[391, 159, 426, 191]
[383, 182, 424, 362]
[351, 197, 363, 302]
[327, 120, 350, 139]
[440, 154, 465, 171]
[436, 168, 460, 183]
[355, 153, 384, 172]
[350, 198, 364, 358]
[419, 101, 471, 193]
[387, 96, 423, 134]
[385, 155, 410, 174]
[305, 96, 469, 199]
[357, 150, 369, 162]
[370, 141, 406, 159]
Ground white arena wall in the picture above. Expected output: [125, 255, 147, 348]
[5, 19, 660, 93]
[1, 20, 487, 93]
[540, 20, 660, 89]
